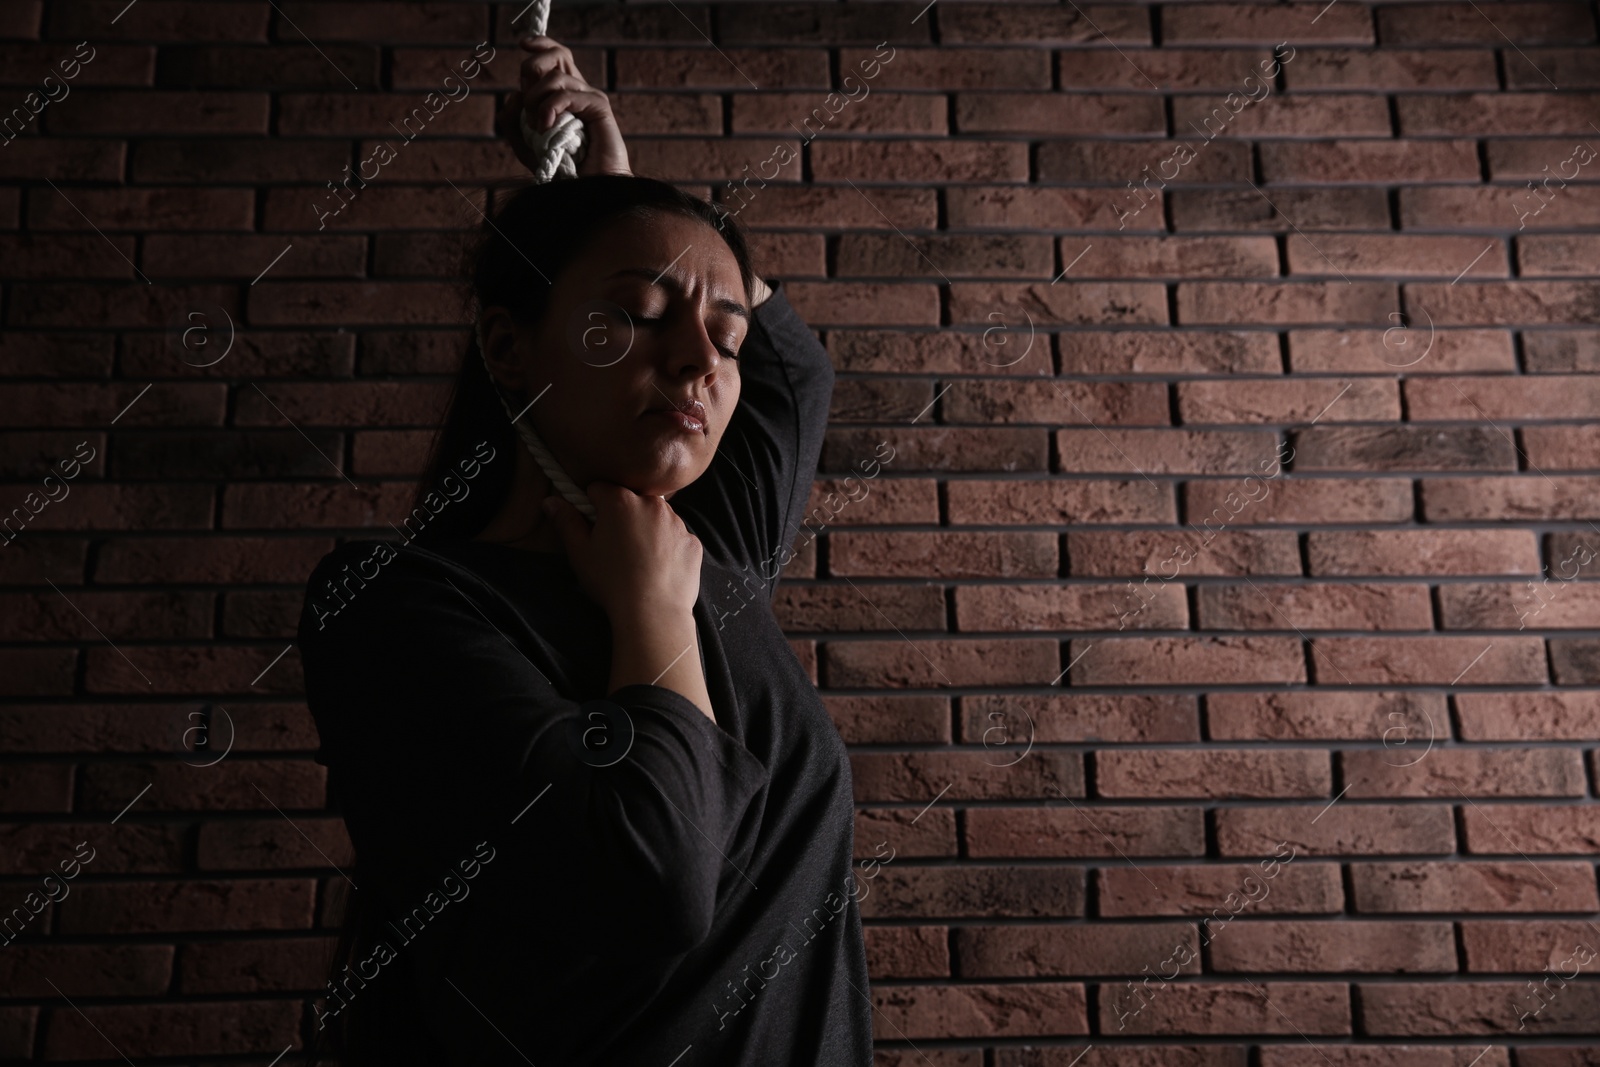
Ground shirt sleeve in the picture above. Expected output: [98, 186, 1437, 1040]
[297, 543, 770, 957]
[670, 277, 836, 591]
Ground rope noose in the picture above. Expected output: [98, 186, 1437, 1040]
[476, 0, 599, 521]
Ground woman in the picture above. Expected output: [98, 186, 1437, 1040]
[296, 35, 874, 1067]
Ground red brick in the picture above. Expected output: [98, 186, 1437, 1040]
[951, 281, 1168, 326]
[733, 91, 944, 136]
[275, 2, 486, 41]
[0, 139, 124, 181]
[825, 637, 1058, 688]
[1177, 282, 1397, 325]
[1056, 429, 1278, 475]
[1254, 1049, 1504, 1062]
[855, 806, 957, 858]
[831, 531, 1056, 579]
[1344, 747, 1587, 798]
[852, 751, 1082, 802]
[0, 234, 136, 278]
[1289, 235, 1508, 279]
[197, 817, 351, 869]
[1460, 920, 1600, 972]
[58, 879, 316, 934]
[1070, 636, 1306, 686]
[957, 923, 1198, 978]
[1286, 49, 1498, 90]
[1307, 529, 1539, 576]
[861, 865, 1085, 919]
[2, 382, 223, 426]
[0, 589, 210, 641]
[947, 479, 1174, 525]
[959, 578, 1188, 632]
[1208, 691, 1448, 742]
[832, 329, 1056, 379]
[1485, 138, 1600, 180]
[616, 48, 828, 90]
[1059, 236, 1278, 279]
[811, 138, 1029, 183]
[27, 187, 253, 231]
[1408, 375, 1600, 422]
[1461, 804, 1600, 854]
[828, 695, 950, 746]
[1456, 691, 1600, 741]
[1519, 235, 1600, 277]
[0, 821, 183, 875]
[1208, 921, 1455, 972]
[868, 925, 950, 978]
[178, 935, 335, 993]
[143, 235, 364, 279]
[1164, 5, 1373, 43]
[156, 44, 380, 88]
[47, 1, 270, 40]
[1441, 579, 1600, 630]
[1291, 425, 1516, 471]
[1505, 48, 1600, 89]
[1100, 981, 1351, 1036]
[1073, 530, 1301, 584]
[248, 281, 466, 325]
[1399, 93, 1600, 136]
[613, 92, 723, 136]
[835, 233, 1053, 279]
[730, 185, 934, 231]
[1217, 803, 1456, 856]
[948, 185, 1165, 232]
[786, 281, 940, 327]
[277, 92, 493, 135]
[1402, 187, 1600, 230]
[1359, 980, 1600, 1035]
[874, 981, 1088, 1038]
[1178, 378, 1399, 422]
[1378, 3, 1595, 44]
[1351, 861, 1598, 912]
[1097, 862, 1345, 917]
[49, 91, 268, 133]
[1062, 331, 1281, 376]
[947, 379, 1168, 424]
[130, 138, 349, 182]
[42, 1000, 302, 1058]
[1098, 749, 1330, 798]
[2, 43, 153, 84]
[9, 283, 238, 328]
[1524, 330, 1600, 372]
[959, 693, 1200, 743]
[1196, 582, 1433, 631]
[1261, 139, 1480, 184]
[1039, 139, 1252, 184]
[0, 703, 198, 754]
[825, 427, 1045, 472]
[1185, 477, 1413, 524]
[1175, 187, 1391, 231]
[1315, 636, 1546, 685]
[0, 944, 172, 996]
[939, 4, 1148, 44]
[958, 92, 1163, 135]
[1423, 476, 1600, 521]
[966, 806, 1205, 858]
[1174, 95, 1391, 138]
[1294, 280, 1439, 346]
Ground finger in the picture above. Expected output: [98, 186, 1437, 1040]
[527, 85, 611, 132]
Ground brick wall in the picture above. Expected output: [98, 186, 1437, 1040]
[3, 0, 1600, 1061]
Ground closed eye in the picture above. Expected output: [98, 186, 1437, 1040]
[634, 316, 741, 360]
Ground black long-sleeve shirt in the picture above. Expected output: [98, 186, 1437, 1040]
[296, 280, 874, 1067]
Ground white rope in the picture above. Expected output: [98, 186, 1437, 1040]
[477, 0, 597, 521]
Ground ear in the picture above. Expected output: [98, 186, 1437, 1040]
[479, 306, 527, 393]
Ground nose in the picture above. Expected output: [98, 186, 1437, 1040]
[663, 311, 729, 379]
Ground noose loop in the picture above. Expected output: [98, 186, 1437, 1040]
[476, 0, 598, 521]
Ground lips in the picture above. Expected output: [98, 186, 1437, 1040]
[646, 396, 708, 435]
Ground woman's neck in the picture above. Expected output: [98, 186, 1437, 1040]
[473, 442, 564, 552]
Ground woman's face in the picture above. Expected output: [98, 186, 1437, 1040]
[481, 210, 749, 499]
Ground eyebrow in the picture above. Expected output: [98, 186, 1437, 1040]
[606, 267, 750, 321]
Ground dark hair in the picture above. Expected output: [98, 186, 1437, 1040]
[402, 174, 756, 547]
[304, 175, 755, 1067]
